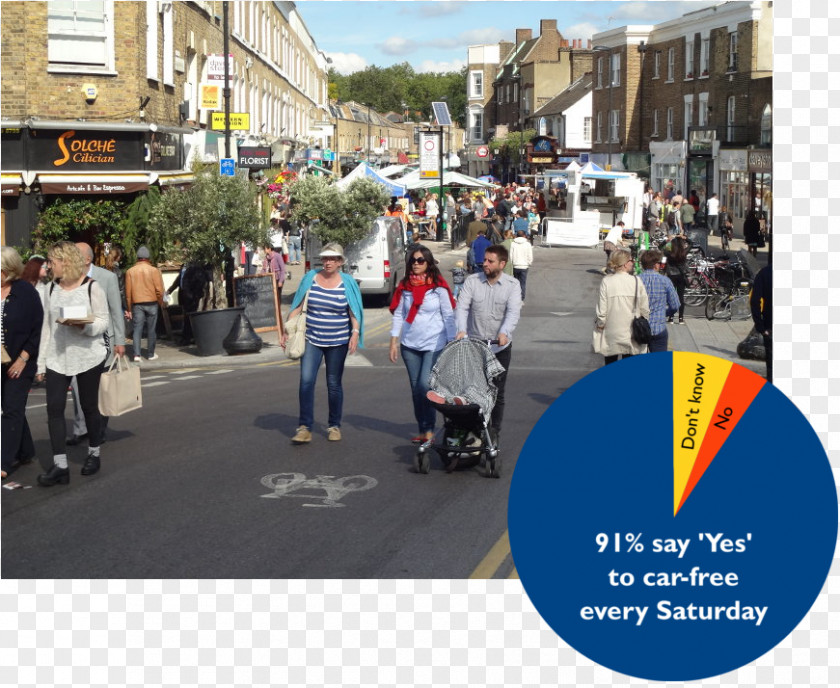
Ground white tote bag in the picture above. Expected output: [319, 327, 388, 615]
[285, 290, 310, 360]
[98, 355, 143, 416]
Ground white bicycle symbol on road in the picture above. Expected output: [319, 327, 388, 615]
[260, 472, 378, 508]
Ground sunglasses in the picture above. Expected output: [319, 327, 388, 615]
[409, 257, 427, 265]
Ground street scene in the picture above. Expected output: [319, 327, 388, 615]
[2, 3, 773, 575]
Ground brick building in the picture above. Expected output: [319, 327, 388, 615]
[1, 0, 331, 247]
[592, 1, 773, 233]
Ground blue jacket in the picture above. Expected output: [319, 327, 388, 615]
[290, 270, 365, 348]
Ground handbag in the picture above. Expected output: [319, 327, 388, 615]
[284, 289, 310, 360]
[631, 278, 653, 346]
[98, 355, 143, 417]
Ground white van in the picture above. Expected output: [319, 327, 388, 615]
[305, 215, 407, 302]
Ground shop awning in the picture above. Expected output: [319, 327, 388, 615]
[1, 173, 23, 196]
[155, 171, 195, 186]
[37, 173, 150, 194]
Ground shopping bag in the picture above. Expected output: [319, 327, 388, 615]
[98, 355, 143, 416]
[284, 289, 310, 360]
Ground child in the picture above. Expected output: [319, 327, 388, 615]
[450, 260, 466, 298]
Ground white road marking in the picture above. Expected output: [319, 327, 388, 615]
[260, 473, 378, 508]
[205, 369, 235, 374]
[173, 375, 203, 380]
[140, 375, 168, 381]
[550, 312, 575, 317]
[171, 368, 201, 374]
[143, 381, 172, 388]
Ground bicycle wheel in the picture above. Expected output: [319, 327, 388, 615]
[705, 291, 728, 320]
[683, 274, 709, 306]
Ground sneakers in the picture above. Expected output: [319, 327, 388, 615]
[147, 354, 159, 361]
[291, 426, 312, 444]
[132, 356, 141, 363]
[327, 426, 342, 441]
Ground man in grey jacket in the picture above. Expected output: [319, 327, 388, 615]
[67, 242, 126, 446]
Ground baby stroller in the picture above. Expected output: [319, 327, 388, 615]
[414, 338, 505, 478]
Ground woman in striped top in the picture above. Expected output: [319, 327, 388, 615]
[283, 243, 363, 444]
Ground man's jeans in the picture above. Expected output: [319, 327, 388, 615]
[132, 303, 159, 357]
[299, 341, 348, 429]
[648, 329, 669, 353]
[400, 345, 443, 434]
[288, 235, 302, 262]
[513, 268, 528, 301]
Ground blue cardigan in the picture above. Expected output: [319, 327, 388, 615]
[290, 270, 365, 348]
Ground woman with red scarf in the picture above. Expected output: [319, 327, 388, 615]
[389, 245, 456, 443]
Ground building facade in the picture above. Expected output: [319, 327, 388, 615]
[1, 0, 331, 247]
[592, 1, 773, 232]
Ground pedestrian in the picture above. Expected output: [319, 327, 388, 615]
[68, 242, 127, 446]
[719, 205, 734, 251]
[468, 227, 491, 274]
[689, 189, 701, 213]
[21, 255, 48, 289]
[1, 247, 43, 480]
[450, 260, 467, 298]
[454, 244, 522, 444]
[262, 243, 287, 304]
[166, 261, 210, 345]
[649, 192, 664, 233]
[706, 193, 720, 235]
[664, 236, 689, 325]
[536, 191, 547, 224]
[36, 241, 110, 486]
[509, 228, 533, 302]
[125, 245, 165, 362]
[500, 229, 515, 276]
[666, 201, 682, 238]
[743, 210, 762, 257]
[603, 221, 625, 271]
[512, 209, 529, 236]
[425, 193, 439, 237]
[639, 249, 680, 353]
[750, 264, 772, 382]
[283, 243, 363, 444]
[593, 248, 650, 365]
[389, 245, 456, 444]
[680, 198, 696, 233]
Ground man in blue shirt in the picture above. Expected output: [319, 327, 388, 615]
[468, 228, 492, 274]
[639, 249, 681, 353]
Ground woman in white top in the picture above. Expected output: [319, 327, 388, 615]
[36, 241, 110, 486]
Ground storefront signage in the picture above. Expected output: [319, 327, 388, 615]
[0, 127, 24, 169]
[211, 112, 251, 130]
[719, 149, 748, 172]
[207, 54, 234, 87]
[40, 180, 149, 195]
[529, 156, 554, 164]
[237, 146, 271, 169]
[748, 150, 772, 173]
[147, 131, 182, 171]
[28, 128, 145, 171]
[200, 83, 222, 110]
[419, 132, 440, 178]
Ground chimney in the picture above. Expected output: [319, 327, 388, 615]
[515, 28, 532, 45]
[587, 39, 592, 50]
[540, 19, 558, 36]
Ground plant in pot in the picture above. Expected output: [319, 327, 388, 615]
[147, 166, 269, 355]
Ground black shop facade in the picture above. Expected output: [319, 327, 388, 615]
[1, 120, 192, 248]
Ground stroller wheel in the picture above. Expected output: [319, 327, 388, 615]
[485, 452, 501, 479]
[414, 449, 431, 474]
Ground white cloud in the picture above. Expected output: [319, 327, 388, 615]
[562, 22, 600, 42]
[410, 0, 467, 18]
[377, 36, 419, 56]
[416, 58, 466, 74]
[457, 27, 508, 45]
[326, 52, 368, 75]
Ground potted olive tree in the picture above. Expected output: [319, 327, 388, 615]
[147, 168, 268, 355]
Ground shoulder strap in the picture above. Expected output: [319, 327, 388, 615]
[633, 277, 641, 317]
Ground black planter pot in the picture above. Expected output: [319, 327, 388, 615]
[222, 313, 263, 355]
[189, 307, 246, 356]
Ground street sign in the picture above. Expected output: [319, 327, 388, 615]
[419, 132, 440, 178]
[220, 158, 236, 176]
[211, 112, 251, 130]
[476, 145, 489, 158]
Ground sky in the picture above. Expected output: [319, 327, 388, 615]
[297, 0, 721, 75]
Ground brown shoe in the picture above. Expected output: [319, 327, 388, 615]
[292, 426, 312, 444]
[327, 426, 342, 441]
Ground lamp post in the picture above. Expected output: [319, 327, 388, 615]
[366, 103, 372, 162]
[593, 45, 614, 170]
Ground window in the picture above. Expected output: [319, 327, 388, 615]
[146, 1, 157, 80]
[596, 112, 602, 143]
[610, 53, 620, 87]
[727, 95, 737, 141]
[652, 109, 659, 136]
[666, 107, 674, 139]
[685, 38, 694, 77]
[698, 98, 708, 126]
[514, 82, 519, 103]
[760, 104, 772, 145]
[653, 51, 661, 79]
[162, 2, 174, 87]
[469, 106, 484, 141]
[597, 56, 603, 88]
[684, 99, 693, 139]
[609, 110, 619, 143]
[583, 116, 592, 143]
[667, 47, 675, 81]
[470, 70, 483, 98]
[47, 0, 115, 71]
[728, 31, 738, 71]
[700, 38, 710, 75]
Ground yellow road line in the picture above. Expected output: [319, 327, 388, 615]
[364, 320, 392, 339]
[469, 530, 512, 579]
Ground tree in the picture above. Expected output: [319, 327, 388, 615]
[147, 171, 267, 308]
[288, 175, 389, 249]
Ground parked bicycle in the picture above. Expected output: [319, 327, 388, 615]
[704, 258, 753, 321]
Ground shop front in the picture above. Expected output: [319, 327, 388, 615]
[719, 149, 749, 236]
[649, 140, 686, 197]
[748, 149, 772, 229]
[686, 127, 720, 214]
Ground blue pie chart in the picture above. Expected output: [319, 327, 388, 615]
[508, 353, 838, 681]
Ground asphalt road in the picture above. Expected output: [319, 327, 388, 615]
[2, 244, 607, 579]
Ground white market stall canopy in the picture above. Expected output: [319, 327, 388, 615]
[336, 161, 406, 196]
[579, 161, 637, 181]
[377, 164, 416, 178]
[393, 169, 496, 191]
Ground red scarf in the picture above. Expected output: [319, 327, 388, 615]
[389, 274, 456, 323]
